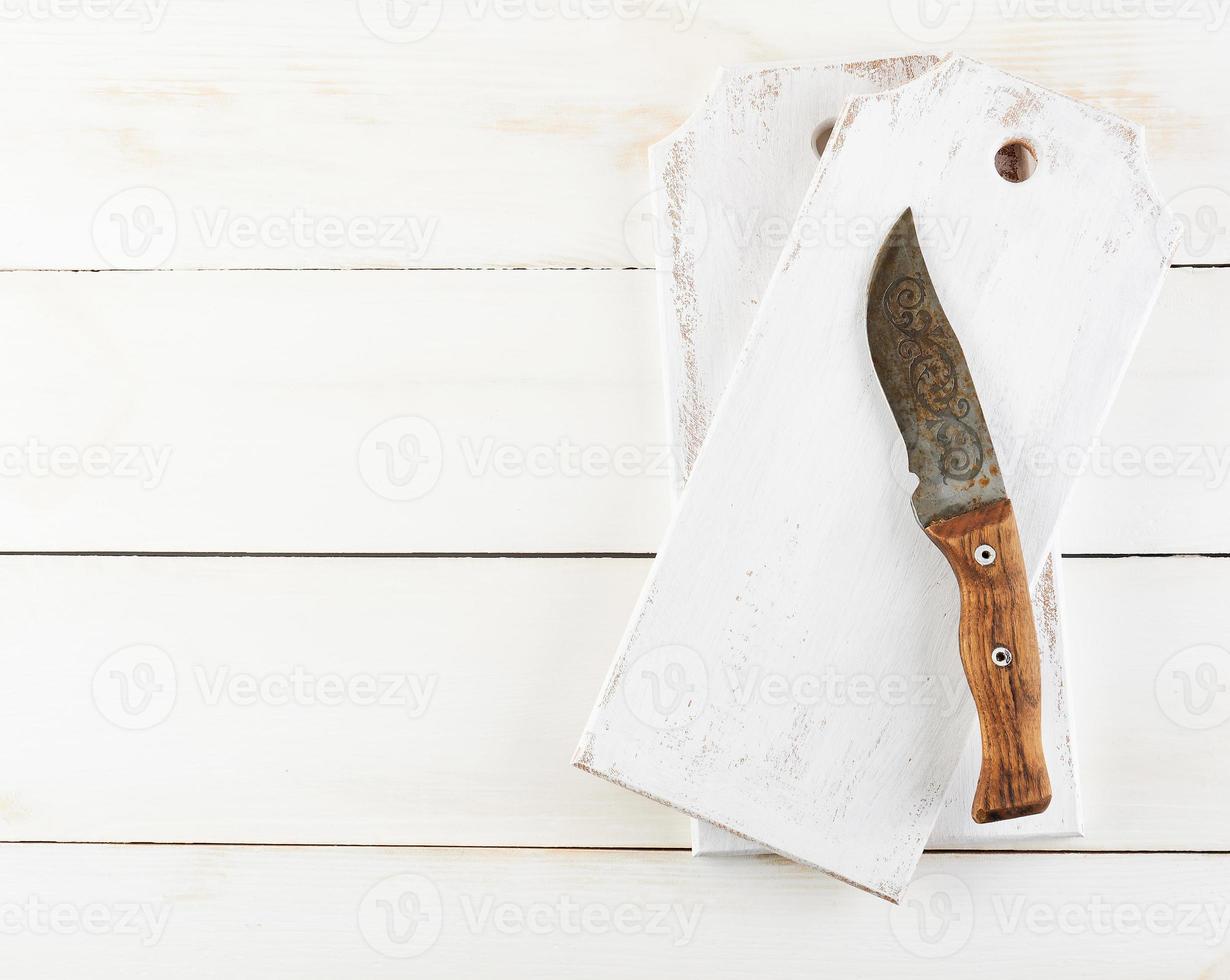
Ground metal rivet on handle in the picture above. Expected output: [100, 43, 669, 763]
[975, 544, 997, 566]
[992, 646, 1013, 668]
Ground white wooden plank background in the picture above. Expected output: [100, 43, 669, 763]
[0, 269, 671, 554]
[0, 1, 1226, 269]
[0, 554, 1226, 852]
[2, 0, 1228, 973]
[1, 847, 1229, 978]
[0, 267, 1223, 554]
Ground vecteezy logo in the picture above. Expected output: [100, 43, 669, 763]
[91, 187, 177, 268]
[356, 0, 444, 42]
[622, 645, 708, 730]
[358, 416, 444, 501]
[92, 644, 178, 730]
[622, 186, 709, 268]
[357, 874, 443, 958]
[1159, 186, 1230, 261]
[887, 0, 975, 44]
[889, 873, 974, 958]
[1155, 644, 1230, 730]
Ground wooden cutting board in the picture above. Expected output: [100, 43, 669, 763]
[647, 56, 1082, 855]
[576, 55, 1180, 901]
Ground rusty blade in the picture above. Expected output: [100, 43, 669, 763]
[866, 209, 1005, 527]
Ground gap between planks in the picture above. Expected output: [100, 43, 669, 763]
[0, 264, 1222, 273]
[0, 551, 655, 559]
[0, 842, 1226, 857]
[0, 551, 1226, 559]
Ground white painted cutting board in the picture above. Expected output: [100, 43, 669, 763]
[647, 56, 1083, 855]
[576, 55, 1180, 901]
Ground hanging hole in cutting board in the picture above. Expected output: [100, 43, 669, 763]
[812, 120, 836, 160]
[994, 140, 1038, 183]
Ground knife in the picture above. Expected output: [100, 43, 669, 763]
[866, 208, 1052, 824]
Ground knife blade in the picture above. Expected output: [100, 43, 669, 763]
[866, 208, 1051, 824]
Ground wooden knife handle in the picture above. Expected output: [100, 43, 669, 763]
[925, 498, 1052, 824]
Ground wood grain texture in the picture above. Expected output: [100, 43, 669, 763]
[0, 556, 679, 847]
[1060, 267, 1230, 553]
[0, 1, 1225, 269]
[576, 56, 1179, 901]
[926, 500, 1051, 823]
[0, 269, 670, 554]
[0, 554, 1223, 850]
[0, 845, 1228, 977]
[648, 56, 1078, 854]
[929, 553, 1078, 845]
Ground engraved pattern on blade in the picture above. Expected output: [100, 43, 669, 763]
[866, 210, 1006, 527]
[882, 275, 984, 482]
